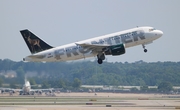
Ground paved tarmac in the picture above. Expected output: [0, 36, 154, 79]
[0, 93, 179, 110]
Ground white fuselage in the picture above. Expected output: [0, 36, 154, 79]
[24, 26, 163, 62]
[20, 80, 31, 95]
[22, 80, 31, 94]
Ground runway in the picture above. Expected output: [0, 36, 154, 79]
[0, 93, 179, 110]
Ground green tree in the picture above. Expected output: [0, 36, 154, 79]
[72, 78, 81, 89]
[0, 77, 3, 87]
[158, 81, 173, 92]
[9, 82, 17, 88]
[1, 59, 180, 87]
[16, 66, 25, 84]
[29, 78, 36, 85]
[29, 78, 37, 89]
[41, 80, 50, 89]
[58, 79, 66, 88]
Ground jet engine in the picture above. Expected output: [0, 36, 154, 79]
[105, 44, 125, 56]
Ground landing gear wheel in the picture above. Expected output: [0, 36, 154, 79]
[97, 59, 103, 64]
[144, 49, 147, 53]
[142, 44, 147, 53]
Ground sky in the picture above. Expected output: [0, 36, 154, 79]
[0, 0, 180, 63]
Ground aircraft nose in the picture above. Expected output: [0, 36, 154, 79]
[154, 30, 163, 39]
[156, 30, 163, 37]
[158, 30, 163, 37]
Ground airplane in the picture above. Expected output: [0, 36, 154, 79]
[19, 79, 52, 95]
[19, 79, 33, 95]
[20, 26, 163, 64]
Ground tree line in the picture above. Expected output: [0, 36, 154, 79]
[0, 59, 180, 91]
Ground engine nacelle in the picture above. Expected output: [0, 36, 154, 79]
[105, 44, 125, 56]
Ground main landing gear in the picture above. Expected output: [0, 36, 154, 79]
[142, 44, 147, 53]
[97, 59, 103, 64]
[97, 53, 105, 64]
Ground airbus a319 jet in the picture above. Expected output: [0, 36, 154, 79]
[20, 26, 163, 64]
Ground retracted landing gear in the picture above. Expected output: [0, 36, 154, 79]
[97, 53, 105, 64]
[142, 44, 147, 53]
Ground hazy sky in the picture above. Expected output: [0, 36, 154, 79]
[0, 0, 179, 63]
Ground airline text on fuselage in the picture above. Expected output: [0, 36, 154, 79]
[52, 30, 145, 59]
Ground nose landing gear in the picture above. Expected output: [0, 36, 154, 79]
[144, 49, 147, 53]
[142, 44, 147, 53]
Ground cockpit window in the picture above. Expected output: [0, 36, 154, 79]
[149, 28, 156, 32]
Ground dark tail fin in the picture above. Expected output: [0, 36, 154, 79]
[20, 29, 53, 54]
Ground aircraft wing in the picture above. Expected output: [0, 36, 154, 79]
[75, 43, 110, 54]
[75, 43, 110, 48]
